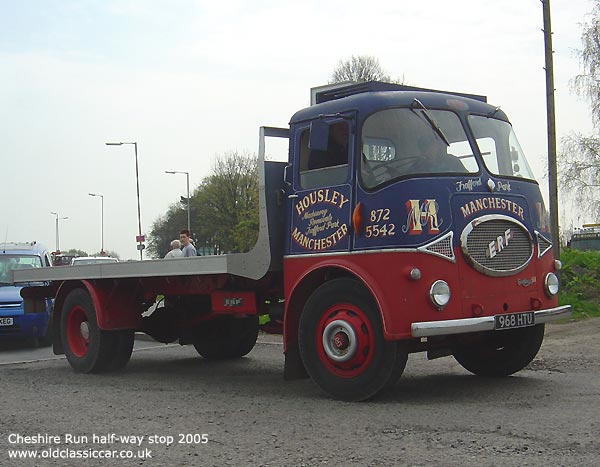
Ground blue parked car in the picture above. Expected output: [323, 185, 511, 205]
[0, 242, 54, 345]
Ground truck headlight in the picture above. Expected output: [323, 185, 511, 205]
[544, 273, 559, 296]
[429, 280, 450, 309]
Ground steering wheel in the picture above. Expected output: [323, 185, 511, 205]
[386, 156, 425, 176]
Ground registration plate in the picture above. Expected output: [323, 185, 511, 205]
[0, 317, 14, 326]
[494, 311, 534, 330]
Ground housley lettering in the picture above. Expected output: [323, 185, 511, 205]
[295, 189, 349, 216]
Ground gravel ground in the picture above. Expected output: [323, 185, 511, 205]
[1, 319, 599, 467]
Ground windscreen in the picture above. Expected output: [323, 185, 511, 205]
[0, 255, 42, 283]
[468, 115, 536, 180]
[361, 108, 478, 189]
[72, 258, 118, 265]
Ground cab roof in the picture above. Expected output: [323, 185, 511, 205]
[291, 82, 507, 125]
[1, 242, 48, 255]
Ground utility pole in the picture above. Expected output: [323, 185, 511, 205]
[106, 141, 144, 260]
[542, 0, 560, 258]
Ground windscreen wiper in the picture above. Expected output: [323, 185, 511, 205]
[411, 98, 450, 146]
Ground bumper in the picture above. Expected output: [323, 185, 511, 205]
[0, 312, 50, 339]
[411, 305, 572, 338]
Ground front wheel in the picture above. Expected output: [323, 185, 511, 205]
[298, 278, 400, 401]
[453, 324, 545, 377]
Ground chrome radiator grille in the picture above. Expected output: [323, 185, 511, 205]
[460, 215, 533, 276]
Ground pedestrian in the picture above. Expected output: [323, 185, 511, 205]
[179, 229, 197, 257]
[163, 239, 183, 259]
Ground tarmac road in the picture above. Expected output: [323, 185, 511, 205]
[0, 336, 165, 366]
[0, 320, 598, 467]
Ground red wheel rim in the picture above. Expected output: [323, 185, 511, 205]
[316, 303, 375, 378]
[66, 306, 90, 357]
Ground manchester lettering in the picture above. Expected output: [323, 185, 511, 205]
[460, 197, 524, 220]
[291, 224, 348, 251]
[295, 189, 350, 216]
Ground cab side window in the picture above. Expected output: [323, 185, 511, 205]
[299, 122, 349, 189]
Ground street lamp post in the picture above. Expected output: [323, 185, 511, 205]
[88, 193, 104, 254]
[105, 141, 144, 260]
[50, 212, 68, 253]
[165, 170, 191, 233]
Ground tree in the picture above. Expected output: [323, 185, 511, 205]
[193, 151, 259, 254]
[330, 55, 402, 84]
[147, 151, 259, 259]
[62, 248, 88, 257]
[558, 1, 600, 221]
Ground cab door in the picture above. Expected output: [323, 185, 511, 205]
[287, 117, 354, 256]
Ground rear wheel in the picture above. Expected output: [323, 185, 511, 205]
[60, 289, 121, 373]
[453, 324, 545, 376]
[298, 278, 399, 401]
[106, 330, 134, 371]
[193, 316, 259, 359]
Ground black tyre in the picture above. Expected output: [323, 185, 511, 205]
[193, 316, 259, 359]
[384, 343, 409, 390]
[106, 330, 135, 371]
[60, 289, 119, 373]
[453, 324, 545, 377]
[298, 278, 399, 401]
[38, 313, 53, 347]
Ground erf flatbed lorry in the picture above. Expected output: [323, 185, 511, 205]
[13, 82, 571, 401]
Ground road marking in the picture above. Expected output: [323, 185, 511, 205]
[0, 355, 65, 366]
[256, 339, 283, 346]
[0, 343, 178, 367]
[0, 339, 282, 367]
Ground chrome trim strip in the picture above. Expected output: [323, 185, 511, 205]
[284, 247, 418, 260]
[285, 232, 457, 260]
[411, 305, 571, 337]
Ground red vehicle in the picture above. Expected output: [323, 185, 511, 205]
[14, 82, 570, 401]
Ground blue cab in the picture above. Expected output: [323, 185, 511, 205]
[0, 242, 54, 344]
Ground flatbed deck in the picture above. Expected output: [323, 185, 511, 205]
[12, 127, 288, 283]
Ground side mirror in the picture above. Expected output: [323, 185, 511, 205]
[309, 119, 329, 152]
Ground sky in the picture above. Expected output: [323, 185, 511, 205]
[0, 0, 596, 260]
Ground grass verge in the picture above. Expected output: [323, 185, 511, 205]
[559, 248, 600, 319]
